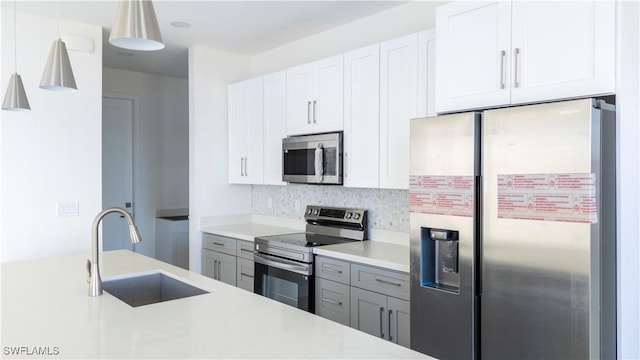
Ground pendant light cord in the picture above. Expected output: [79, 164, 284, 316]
[13, 0, 17, 73]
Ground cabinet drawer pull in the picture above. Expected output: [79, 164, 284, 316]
[514, 47, 520, 88]
[499, 50, 506, 89]
[240, 272, 254, 279]
[375, 278, 402, 287]
[388, 309, 393, 342]
[323, 267, 343, 275]
[379, 307, 385, 338]
[307, 101, 312, 124]
[212, 242, 225, 246]
[321, 297, 342, 306]
[240, 248, 253, 254]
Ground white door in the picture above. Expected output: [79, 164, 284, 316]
[417, 29, 436, 118]
[263, 71, 287, 185]
[245, 77, 264, 184]
[102, 97, 134, 251]
[228, 81, 247, 183]
[314, 54, 344, 133]
[286, 63, 314, 135]
[435, 1, 511, 112]
[510, 1, 615, 104]
[379, 33, 418, 190]
[343, 44, 380, 188]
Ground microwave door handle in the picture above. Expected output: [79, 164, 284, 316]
[314, 144, 324, 183]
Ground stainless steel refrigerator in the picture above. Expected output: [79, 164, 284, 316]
[409, 98, 616, 359]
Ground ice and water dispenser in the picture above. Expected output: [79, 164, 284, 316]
[420, 227, 460, 293]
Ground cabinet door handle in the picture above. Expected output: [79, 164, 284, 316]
[307, 101, 312, 124]
[244, 157, 248, 176]
[499, 50, 506, 89]
[323, 267, 343, 275]
[213, 259, 218, 280]
[218, 260, 222, 279]
[321, 297, 342, 306]
[375, 278, 402, 287]
[388, 309, 393, 342]
[240, 158, 244, 176]
[344, 153, 348, 178]
[514, 48, 520, 88]
[380, 307, 385, 338]
[313, 100, 317, 123]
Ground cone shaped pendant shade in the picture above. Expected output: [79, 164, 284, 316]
[2, 73, 31, 111]
[109, 0, 164, 51]
[40, 39, 77, 91]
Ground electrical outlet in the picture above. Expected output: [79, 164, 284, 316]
[267, 197, 273, 209]
[57, 202, 79, 217]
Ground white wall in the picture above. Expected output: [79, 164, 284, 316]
[616, 2, 640, 358]
[0, 11, 102, 262]
[250, 1, 445, 76]
[102, 68, 189, 258]
[188, 46, 252, 273]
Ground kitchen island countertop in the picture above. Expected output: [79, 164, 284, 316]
[1, 250, 429, 359]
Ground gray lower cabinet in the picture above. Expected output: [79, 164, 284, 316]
[387, 296, 411, 347]
[350, 286, 388, 339]
[350, 287, 410, 346]
[202, 248, 236, 286]
[315, 278, 350, 326]
[237, 257, 255, 292]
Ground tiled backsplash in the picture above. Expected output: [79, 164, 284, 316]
[252, 184, 409, 232]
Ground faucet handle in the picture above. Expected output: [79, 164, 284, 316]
[86, 259, 91, 283]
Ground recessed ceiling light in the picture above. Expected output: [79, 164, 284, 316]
[170, 21, 191, 29]
[117, 51, 135, 57]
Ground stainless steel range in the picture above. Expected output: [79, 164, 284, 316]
[254, 205, 367, 312]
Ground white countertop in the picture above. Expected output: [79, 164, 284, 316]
[1, 250, 428, 359]
[313, 241, 410, 273]
[201, 222, 300, 242]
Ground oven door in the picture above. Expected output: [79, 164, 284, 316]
[254, 253, 314, 312]
[282, 132, 342, 184]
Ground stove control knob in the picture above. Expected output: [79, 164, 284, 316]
[345, 212, 352, 219]
[313, 209, 320, 216]
[307, 208, 313, 215]
[353, 213, 361, 220]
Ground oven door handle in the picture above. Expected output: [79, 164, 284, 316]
[254, 253, 312, 276]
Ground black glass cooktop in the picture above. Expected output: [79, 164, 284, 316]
[256, 232, 356, 248]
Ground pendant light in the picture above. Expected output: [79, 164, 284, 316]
[2, 1, 31, 111]
[109, 0, 164, 51]
[40, 13, 77, 91]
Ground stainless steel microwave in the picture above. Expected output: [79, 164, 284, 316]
[282, 132, 343, 185]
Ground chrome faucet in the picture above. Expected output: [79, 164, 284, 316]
[87, 207, 142, 296]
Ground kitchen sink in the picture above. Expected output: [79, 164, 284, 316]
[103, 271, 209, 307]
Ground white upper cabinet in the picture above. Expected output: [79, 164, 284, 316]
[436, 1, 615, 113]
[286, 55, 344, 135]
[509, 1, 615, 104]
[228, 77, 264, 184]
[263, 71, 287, 186]
[343, 44, 380, 189]
[418, 29, 436, 118]
[436, 1, 511, 113]
[379, 33, 419, 190]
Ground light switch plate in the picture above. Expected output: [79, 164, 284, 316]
[57, 202, 79, 217]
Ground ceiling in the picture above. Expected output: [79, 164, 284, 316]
[7, 1, 407, 78]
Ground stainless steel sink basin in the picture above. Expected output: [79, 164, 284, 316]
[103, 271, 209, 307]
